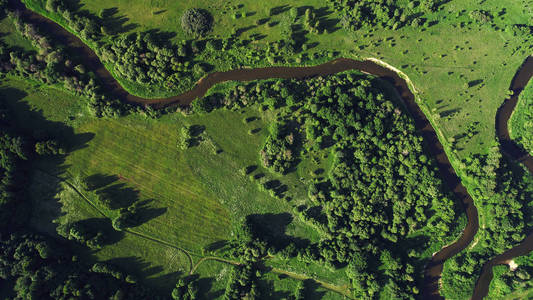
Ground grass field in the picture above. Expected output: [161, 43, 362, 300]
[0, 77, 353, 296]
[8, 0, 533, 297]
[25, 0, 533, 161]
[510, 79, 533, 155]
[0, 15, 36, 51]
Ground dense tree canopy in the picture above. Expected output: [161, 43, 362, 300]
[200, 72, 461, 298]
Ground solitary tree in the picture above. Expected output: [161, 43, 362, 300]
[181, 8, 213, 37]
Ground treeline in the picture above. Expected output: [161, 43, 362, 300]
[510, 81, 533, 155]
[8, 11, 100, 97]
[0, 99, 165, 298]
[99, 31, 199, 93]
[31, 0, 342, 98]
[0, 233, 155, 299]
[260, 121, 298, 174]
[0, 101, 63, 229]
[223, 217, 308, 299]
[44, 0, 103, 43]
[441, 146, 533, 299]
[0, 4, 172, 118]
[37, 0, 218, 96]
[205, 73, 460, 298]
[0, 5, 128, 118]
[330, 0, 440, 31]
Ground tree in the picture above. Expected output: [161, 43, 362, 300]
[181, 8, 213, 37]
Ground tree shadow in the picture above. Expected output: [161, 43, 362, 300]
[440, 108, 461, 118]
[204, 240, 229, 252]
[270, 5, 290, 16]
[66, 217, 125, 246]
[250, 33, 267, 41]
[105, 256, 164, 279]
[302, 279, 326, 299]
[0, 87, 94, 233]
[256, 17, 270, 25]
[468, 79, 483, 88]
[234, 25, 257, 38]
[246, 213, 310, 250]
[314, 6, 341, 33]
[128, 199, 167, 228]
[97, 182, 140, 209]
[257, 275, 292, 299]
[99, 7, 139, 35]
[196, 275, 225, 300]
[189, 124, 206, 137]
[291, 23, 308, 50]
[85, 174, 119, 190]
[143, 28, 177, 44]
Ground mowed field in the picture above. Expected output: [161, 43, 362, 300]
[510, 79, 533, 155]
[0, 77, 341, 295]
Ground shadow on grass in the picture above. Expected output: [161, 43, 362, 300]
[0, 84, 174, 294]
[246, 212, 310, 250]
[97, 181, 140, 209]
[99, 7, 139, 35]
[0, 86, 93, 232]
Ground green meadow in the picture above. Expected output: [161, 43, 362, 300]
[0, 77, 351, 296]
[24, 0, 532, 161]
[5, 0, 533, 297]
[510, 79, 533, 155]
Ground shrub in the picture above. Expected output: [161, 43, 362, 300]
[181, 8, 213, 37]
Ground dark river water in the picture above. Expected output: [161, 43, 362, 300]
[14, 1, 533, 298]
[471, 56, 533, 300]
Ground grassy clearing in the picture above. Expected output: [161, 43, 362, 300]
[26, 0, 532, 160]
[259, 270, 344, 300]
[0, 15, 36, 51]
[6, 0, 533, 295]
[510, 79, 533, 155]
[0, 77, 343, 295]
[72, 0, 332, 44]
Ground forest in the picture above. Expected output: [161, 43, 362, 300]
[0, 0, 532, 298]
[196, 73, 461, 298]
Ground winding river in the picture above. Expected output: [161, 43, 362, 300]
[470, 57, 533, 300]
[13, 1, 533, 298]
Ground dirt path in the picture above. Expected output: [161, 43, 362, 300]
[40, 170, 196, 271]
[18, 5, 477, 298]
[21, 2, 533, 299]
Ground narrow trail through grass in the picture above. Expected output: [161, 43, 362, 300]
[191, 256, 354, 298]
[38, 169, 196, 271]
[39, 170, 352, 298]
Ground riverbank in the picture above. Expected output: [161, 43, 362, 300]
[9, 1, 533, 298]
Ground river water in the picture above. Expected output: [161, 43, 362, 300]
[471, 56, 533, 300]
[14, 1, 533, 298]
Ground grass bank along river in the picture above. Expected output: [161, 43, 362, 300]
[15, 1, 476, 297]
[471, 56, 533, 300]
[17, 0, 533, 298]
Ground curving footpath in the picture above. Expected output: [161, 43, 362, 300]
[15, 1, 533, 298]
